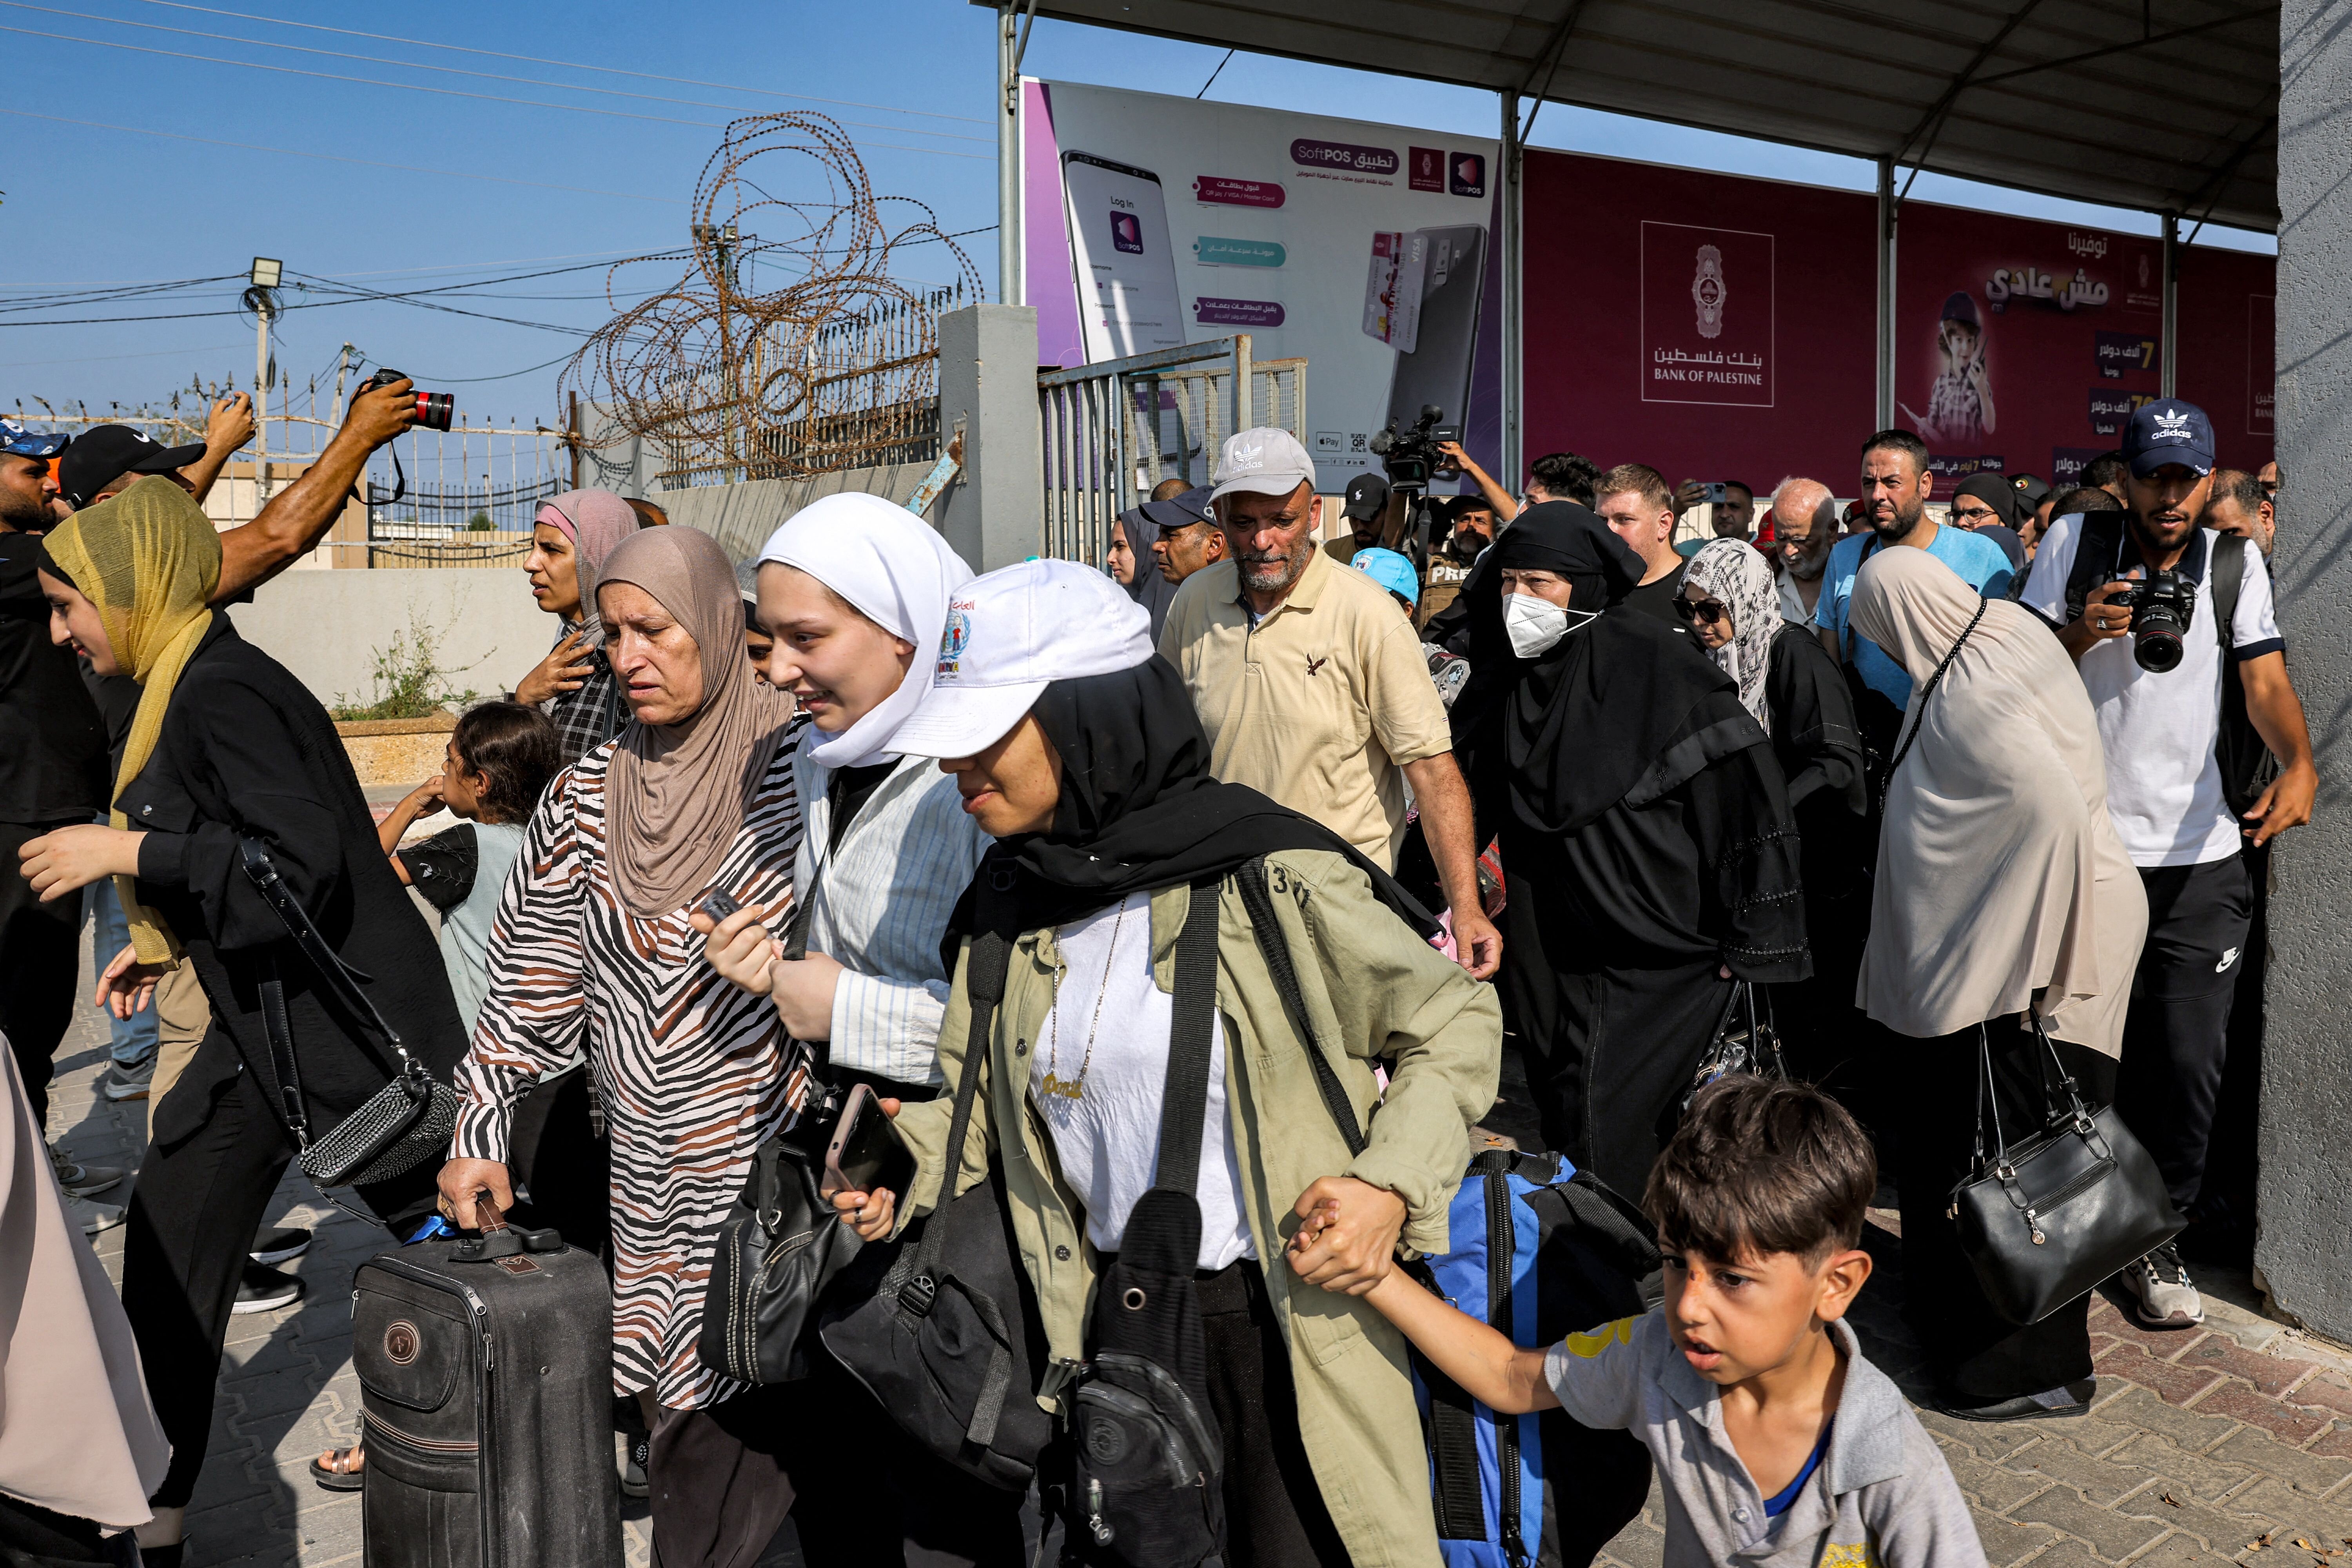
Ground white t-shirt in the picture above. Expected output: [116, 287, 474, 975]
[2022, 516, 2284, 868]
[1029, 893, 1256, 1271]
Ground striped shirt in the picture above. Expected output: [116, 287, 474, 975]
[793, 748, 989, 1087]
[540, 618, 622, 766]
[454, 717, 808, 1410]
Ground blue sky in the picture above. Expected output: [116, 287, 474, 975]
[0, 0, 2274, 419]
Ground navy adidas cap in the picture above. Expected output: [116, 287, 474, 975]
[2122, 397, 2215, 478]
[1139, 485, 1214, 532]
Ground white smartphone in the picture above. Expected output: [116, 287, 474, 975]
[1063, 151, 1187, 362]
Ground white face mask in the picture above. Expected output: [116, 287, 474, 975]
[1503, 592, 1595, 658]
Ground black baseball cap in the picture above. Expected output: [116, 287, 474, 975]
[58, 425, 206, 509]
[2122, 398, 2215, 478]
[1140, 485, 1215, 533]
[1341, 471, 1390, 523]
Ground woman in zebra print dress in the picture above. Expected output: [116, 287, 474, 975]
[441, 527, 807, 1567]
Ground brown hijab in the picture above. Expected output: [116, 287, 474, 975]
[596, 526, 792, 917]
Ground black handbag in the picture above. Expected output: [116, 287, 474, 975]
[1684, 980, 1786, 1111]
[820, 927, 1057, 1490]
[698, 860, 865, 1384]
[238, 839, 460, 1189]
[1948, 1015, 2184, 1325]
[1062, 881, 1227, 1566]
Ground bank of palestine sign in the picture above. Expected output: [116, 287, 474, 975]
[1639, 221, 1775, 408]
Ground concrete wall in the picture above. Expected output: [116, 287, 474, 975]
[938, 304, 1044, 571]
[226, 568, 555, 710]
[658, 460, 944, 563]
[2258, 1, 2351, 1341]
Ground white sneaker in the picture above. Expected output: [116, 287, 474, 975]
[49, 1145, 126, 1198]
[66, 1192, 125, 1236]
[2120, 1241, 2204, 1329]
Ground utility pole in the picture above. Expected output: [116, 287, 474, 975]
[247, 258, 282, 509]
[330, 341, 354, 428]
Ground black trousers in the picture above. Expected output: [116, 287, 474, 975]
[2117, 855, 2254, 1214]
[121, 1034, 439, 1507]
[644, 1348, 1029, 1568]
[0, 819, 85, 1132]
[1896, 1019, 2118, 1401]
[0, 1492, 139, 1568]
[1193, 1260, 1350, 1568]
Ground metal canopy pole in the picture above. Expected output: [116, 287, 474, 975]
[2161, 210, 2179, 398]
[996, 4, 1021, 305]
[1500, 89, 1524, 491]
[1877, 157, 1896, 429]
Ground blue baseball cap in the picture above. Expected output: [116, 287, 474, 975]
[1139, 485, 1215, 533]
[0, 418, 69, 460]
[1352, 546, 1419, 608]
[2122, 397, 2215, 478]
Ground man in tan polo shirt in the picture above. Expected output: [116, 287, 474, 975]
[1159, 428, 1499, 979]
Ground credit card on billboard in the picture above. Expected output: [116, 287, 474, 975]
[1063, 151, 1187, 361]
[1363, 230, 1429, 354]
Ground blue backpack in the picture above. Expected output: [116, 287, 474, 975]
[1416, 1147, 1661, 1568]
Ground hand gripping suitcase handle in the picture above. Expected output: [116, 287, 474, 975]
[450, 1189, 566, 1263]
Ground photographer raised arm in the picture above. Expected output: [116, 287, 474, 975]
[210, 375, 419, 603]
[1437, 439, 1522, 521]
[180, 392, 258, 505]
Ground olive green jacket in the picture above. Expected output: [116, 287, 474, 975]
[888, 849, 1501, 1568]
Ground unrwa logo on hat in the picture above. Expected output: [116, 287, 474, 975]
[937, 599, 974, 682]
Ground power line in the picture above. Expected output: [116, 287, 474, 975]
[131, 0, 991, 125]
[2, 3, 993, 144]
[0, 26, 993, 158]
[0, 108, 688, 202]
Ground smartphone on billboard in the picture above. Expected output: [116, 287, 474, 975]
[1062, 151, 1187, 363]
[1384, 225, 1487, 437]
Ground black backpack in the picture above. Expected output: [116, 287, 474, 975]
[2059, 513, 2274, 817]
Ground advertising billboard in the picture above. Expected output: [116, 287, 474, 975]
[1520, 149, 1879, 492]
[1020, 80, 1501, 492]
[2177, 244, 2277, 473]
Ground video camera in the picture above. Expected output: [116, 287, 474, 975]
[1368, 404, 1462, 491]
[358, 367, 454, 433]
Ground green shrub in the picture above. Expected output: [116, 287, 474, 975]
[330, 612, 481, 721]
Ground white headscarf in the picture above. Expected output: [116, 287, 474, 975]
[1678, 539, 1782, 730]
[756, 492, 975, 768]
[1849, 548, 2146, 1053]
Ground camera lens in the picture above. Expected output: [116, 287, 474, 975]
[416, 392, 455, 432]
[2133, 626, 2185, 673]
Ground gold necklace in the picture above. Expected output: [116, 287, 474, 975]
[1042, 902, 1127, 1101]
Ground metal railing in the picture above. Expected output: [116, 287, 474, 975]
[1035, 336, 1307, 567]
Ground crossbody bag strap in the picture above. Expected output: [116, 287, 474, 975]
[906, 929, 1012, 1297]
[258, 953, 310, 1147]
[1149, 881, 1224, 1194]
[1877, 596, 1989, 818]
[1233, 855, 1367, 1158]
[237, 838, 416, 1072]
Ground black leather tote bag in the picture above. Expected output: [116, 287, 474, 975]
[1949, 1014, 2183, 1325]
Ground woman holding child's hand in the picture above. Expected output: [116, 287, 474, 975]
[850, 561, 1500, 1568]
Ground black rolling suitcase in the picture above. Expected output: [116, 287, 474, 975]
[351, 1201, 622, 1568]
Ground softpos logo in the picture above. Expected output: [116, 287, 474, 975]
[2152, 408, 2192, 441]
[1691, 245, 1727, 339]
[936, 601, 973, 680]
[1109, 212, 1143, 255]
[1289, 137, 1399, 176]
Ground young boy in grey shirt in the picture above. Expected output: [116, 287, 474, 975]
[1309, 1075, 1982, 1568]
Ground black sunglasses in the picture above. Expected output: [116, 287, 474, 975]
[1673, 596, 1729, 626]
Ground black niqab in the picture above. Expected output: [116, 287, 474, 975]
[1452, 503, 1744, 837]
[944, 655, 1432, 964]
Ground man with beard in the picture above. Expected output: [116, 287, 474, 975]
[1771, 477, 1839, 623]
[1418, 492, 1494, 627]
[1159, 427, 1500, 979]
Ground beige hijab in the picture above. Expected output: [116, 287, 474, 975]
[0, 1040, 169, 1528]
[597, 526, 793, 918]
[1851, 548, 2146, 1053]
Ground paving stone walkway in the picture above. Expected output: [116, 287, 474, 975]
[49, 919, 2352, 1567]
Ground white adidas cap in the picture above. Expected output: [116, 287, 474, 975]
[887, 558, 1154, 759]
[1210, 425, 1316, 502]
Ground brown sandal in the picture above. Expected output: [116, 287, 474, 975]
[309, 1444, 365, 1492]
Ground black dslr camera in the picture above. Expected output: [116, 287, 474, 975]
[357, 367, 454, 433]
[2109, 569, 2196, 673]
[1367, 403, 1462, 490]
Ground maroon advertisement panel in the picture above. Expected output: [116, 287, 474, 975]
[2177, 246, 2276, 473]
[1522, 150, 1878, 491]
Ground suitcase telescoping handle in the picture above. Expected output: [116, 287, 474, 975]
[450, 1188, 568, 1263]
